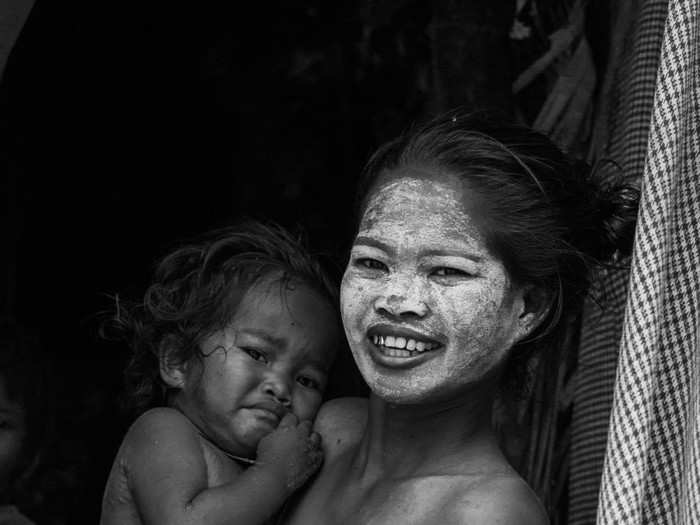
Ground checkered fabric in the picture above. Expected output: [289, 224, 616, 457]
[568, 2, 669, 523]
[597, 0, 700, 522]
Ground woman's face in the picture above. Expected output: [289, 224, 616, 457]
[341, 167, 533, 404]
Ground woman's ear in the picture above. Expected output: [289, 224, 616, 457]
[513, 284, 552, 344]
[159, 345, 187, 389]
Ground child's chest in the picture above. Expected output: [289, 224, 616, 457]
[199, 438, 244, 487]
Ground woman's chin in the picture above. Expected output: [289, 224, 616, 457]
[356, 359, 488, 407]
[359, 369, 442, 404]
[370, 378, 488, 407]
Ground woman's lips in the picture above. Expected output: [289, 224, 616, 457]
[371, 334, 440, 354]
[367, 323, 443, 358]
[365, 324, 444, 363]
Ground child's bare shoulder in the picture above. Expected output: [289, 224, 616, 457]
[449, 473, 549, 525]
[313, 397, 367, 456]
[121, 407, 202, 462]
[127, 407, 196, 439]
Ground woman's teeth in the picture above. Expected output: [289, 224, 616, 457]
[371, 334, 439, 356]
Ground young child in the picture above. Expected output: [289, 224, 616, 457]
[100, 221, 342, 525]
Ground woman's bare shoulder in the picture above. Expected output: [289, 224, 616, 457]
[314, 397, 368, 455]
[449, 473, 549, 525]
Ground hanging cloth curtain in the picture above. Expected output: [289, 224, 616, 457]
[597, 0, 700, 522]
[568, 1, 669, 523]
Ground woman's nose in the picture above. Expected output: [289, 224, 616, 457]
[374, 276, 430, 318]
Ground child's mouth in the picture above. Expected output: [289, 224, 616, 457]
[251, 408, 280, 425]
[249, 401, 287, 426]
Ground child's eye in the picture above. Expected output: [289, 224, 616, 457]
[355, 258, 387, 271]
[297, 375, 321, 390]
[432, 267, 471, 277]
[242, 348, 268, 363]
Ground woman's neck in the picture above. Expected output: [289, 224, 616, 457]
[351, 387, 499, 482]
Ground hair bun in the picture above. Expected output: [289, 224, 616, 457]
[574, 160, 639, 263]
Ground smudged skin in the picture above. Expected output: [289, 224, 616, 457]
[281, 169, 549, 524]
[171, 280, 335, 458]
[101, 279, 340, 525]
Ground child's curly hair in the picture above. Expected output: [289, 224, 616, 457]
[111, 220, 339, 415]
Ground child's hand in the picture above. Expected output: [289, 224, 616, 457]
[256, 412, 323, 491]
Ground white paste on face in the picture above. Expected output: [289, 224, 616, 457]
[340, 167, 528, 404]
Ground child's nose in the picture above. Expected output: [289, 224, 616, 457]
[263, 375, 292, 407]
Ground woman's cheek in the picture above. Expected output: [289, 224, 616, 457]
[340, 274, 367, 332]
[442, 289, 497, 347]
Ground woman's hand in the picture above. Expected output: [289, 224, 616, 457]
[256, 413, 323, 491]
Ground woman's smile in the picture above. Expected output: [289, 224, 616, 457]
[365, 322, 444, 365]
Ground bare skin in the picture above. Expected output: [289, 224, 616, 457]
[101, 408, 318, 525]
[101, 278, 340, 525]
[282, 169, 549, 524]
[283, 396, 547, 525]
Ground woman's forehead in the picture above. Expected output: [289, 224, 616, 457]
[359, 168, 485, 243]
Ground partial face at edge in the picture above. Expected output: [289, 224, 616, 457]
[0, 377, 27, 492]
[341, 167, 534, 405]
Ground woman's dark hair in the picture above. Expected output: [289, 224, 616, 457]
[356, 110, 639, 396]
[111, 220, 340, 415]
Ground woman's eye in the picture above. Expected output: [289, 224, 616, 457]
[433, 267, 470, 277]
[243, 348, 267, 363]
[356, 258, 387, 271]
[297, 376, 321, 390]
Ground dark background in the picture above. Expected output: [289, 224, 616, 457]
[1, 1, 605, 521]
[1, 2, 436, 520]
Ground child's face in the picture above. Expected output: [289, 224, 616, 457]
[168, 277, 339, 457]
[0, 377, 27, 491]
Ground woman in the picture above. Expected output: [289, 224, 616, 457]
[282, 112, 636, 524]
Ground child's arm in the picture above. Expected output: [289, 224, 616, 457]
[123, 408, 321, 525]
